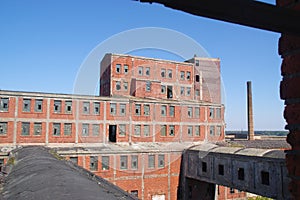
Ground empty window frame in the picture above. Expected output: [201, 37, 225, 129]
[130, 190, 138, 198]
[90, 156, 98, 171]
[230, 188, 235, 194]
[146, 81, 151, 91]
[82, 124, 89, 136]
[167, 86, 173, 99]
[148, 155, 155, 169]
[161, 85, 166, 94]
[144, 104, 150, 116]
[186, 87, 191, 96]
[158, 155, 165, 168]
[161, 68, 166, 78]
[210, 126, 215, 135]
[53, 123, 61, 136]
[23, 99, 31, 112]
[195, 60, 200, 66]
[195, 107, 200, 118]
[83, 102, 90, 114]
[134, 125, 141, 136]
[161, 105, 167, 116]
[135, 104, 141, 115]
[102, 156, 109, 170]
[35, 99, 43, 112]
[69, 157, 78, 164]
[54, 100, 61, 113]
[169, 106, 175, 117]
[144, 125, 150, 136]
[34, 122, 42, 136]
[0, 98, 9, 111]
[124, 65, 128, 74]
[21, 122, 30, 136]
[92, 124, 99, 136]
[120, 104, 126, 116]
[186, 71, 191, 80]
[238, 168, 245, 181]
[64, 123, 72, 136]
[119, 124, 126, 136]
[123, 81, 128, 91]
[209, 108, 215, 119]
[0, 122, 7, 135]
[120, 155, 128, 170]
[145, 67, 150, 76]
[180, 71, 185, 80]
[65, 101, 72, 113]
[93, 102, 100, 115]
[202, 162, 207, 172]
[181, 87, 185, 96]
[138, 66, 143, 75]
[187, 107, 193, 118]
[110, 103, 116, 115]
[116, 64, 121, 73]
[261, 171, 270, 185]
[195, 126, 200, 136]
[116, 81, 121, 91]
[131, 155, 138, 170]
[169, 125, 175, 136]
[168, 69, 172, 78]
[216, 108, 221, 119]
[160, 125, 167, 136]
[195, 74, 200, 82]
[218, 164, 224, 175]
[188, 126, 193, 136]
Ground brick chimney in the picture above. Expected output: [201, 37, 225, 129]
[247, 81, 254, 140]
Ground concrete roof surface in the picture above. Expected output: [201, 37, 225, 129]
[1, 146, 136, 200]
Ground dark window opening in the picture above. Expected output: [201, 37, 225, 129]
[218, 164, 224, 175]
[202, 162, 207, 172]
[238, 168, 245, 181]
[109, 125, 117, 142]
[130, 190, 138, 198]
[196, 75, 200, 82]
[230, 188, 235, 194]
[167, 86, 173, 99]
[261, 171, 270, 185]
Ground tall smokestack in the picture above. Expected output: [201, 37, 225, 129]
[247, 81, 254, 140]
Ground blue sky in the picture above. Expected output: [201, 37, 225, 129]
[0, 0, 285, 130]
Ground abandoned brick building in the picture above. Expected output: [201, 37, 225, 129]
[0, 53, 247, 199]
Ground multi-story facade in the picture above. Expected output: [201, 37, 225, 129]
[0, 53, 243, 199]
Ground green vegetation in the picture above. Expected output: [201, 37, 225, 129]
[6, 156, 15, 165]
[49, 149, 64, 160]
[248, 196, 273, 200]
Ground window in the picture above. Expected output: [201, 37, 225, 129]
[131, 155, 138, 170]
[119, 124, 126, 136]
[180, 71, 185, 80]
[218, 164, 224, 175]
[92, 124, 99, 136]
[21, 122, 30, 136]
[168, 69, 172, 78]
[116, 64, 121, 73]
[82, 124, 89, 136]
[102, 156, 109, 170]
[69, 157, 78, 164]
[23, 99, 31, 112]
[53, 123, 61, 136]
[146, 81, 151, 91]
[83, 102, 90, 114]
[54, 100, 61, 113]
[130, 190, 138, 198]
[195, 126, 200, 136]
[110, 103, 116, 115]
[261, 171, 270, 185]
[161, 85, 166, 94]
[161, 105, 167, 116]
[161, 68, 166, 77]
[134, 125, 141, 136]
[123, 81, 128, 90]
[195, 89, 200, 96]
[169, 106, 175, 117]
[216, 108, 221, 119]
[160, 125, 166, 136]
[124, 65, 128, 74]
[64, 123, 72, 136]
[120, 156, 128, 170]
[195, 107, 200, 118]
[181, 87, 185, 95]
[186, 87, 191, 96]
[138, 66, 143, 75]
[188, 126, 193, 136]
[94, 102, 100, 115]
[0, 98, 9, 111]
[35, 99, 43, 112]
[202, 162, 207, 172]
[196, 74, 200, 82]
[0, 122, 7, 135]
[33, 123, 42, 136]
[145, 67, 150, 76]
[144, 125, 150, 136]
[230, 188, 235, 194]
[135, 104, 141, 115]
[120, 104, 126, 116]
[195, 60, 199, 66]
[238, 168, 245, 181]
[169, 125, 175, 136]
[167, 86, 173, 99]
[186, 71, 191, 80]
[116, 81, 121, 90]
[210, 126, 215, 135]
[216, 126, 221, 136]
[187, 107, 193, 118]
[65, 101, 72, 113]
[90, 156, 98, 171]
[209, 108, 215, 119]
[144, 104, 150, 116]
[148, 155, 155, 169]
[158, 155, 165, 168]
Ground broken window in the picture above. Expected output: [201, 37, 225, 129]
[195, 89, 200, 96]
[218, 164, 224, 175]
[195, 107, 200, 118]
[35, 99, 43, 112]
[116, 64, 121, 73]
[167, 86, 173, 99]
[134, 125, 141, 136]
[123, 81, 128, 90]
[168, 69, 172, 78]
[195, 126, 200, 136]
[186, 87, 191, 96]
[187, 107, 193, 118]
[169, 125, 175, 136]
[138, 66, 143, 75]
[54, 100, 61, 113]
[144, 125, 150, 136]
[92, 124, 99, 136]
[148, 155, 155, 169]
[64, 123, 72, 136]
[120, 155, 128, 170]
[230, 188, 235, 194]
[188, 126, 193, 136]
[181, 87, 185, 95]
[0, 122, 7, 135]
[161, 85, 166, 94]
[90, 156, 98, 171]
[116, 81, 121, 91]
[65, 101, 72, 113]
[202, 162, 207, 172]
[209, 108, 215, 119]
[119, 124, 126, 136]
[238, 168, 245, 181]
[93, 102, 100, 115]
[34, 122, 42, 136]
[102, 156, 109, 170]
[144, 104, 150, 116]
[124, 65, 128, 74]
[158, 155, 165, 168]
[83, 102, 90, 114]
[169, 106, 175, 117]
[69, 157, 78, 164]
[160, 125, 166, 136]
[146, 81, 151, 91]
[216, 108, 221, 119]
[261, 171, 270, 185]
[210, 126, 215, 135]
[110, 103, 116, 115]
[135, 104, 141, 115]
[82, 124, 89, 136]
[180, 71, 185, 80]
[21, 122, 30, 136]
[161, 68, 166, 77]
[161, 105, 167, 116]
[120, 104, 126, 116]
[196, 74, 200, 82]
[131, 155, 138, 170]
[145, 67, 150, 76]
[0, 98, 9, 111]
[186, 71, 191, 80]
[130, 190, 138, 198]
[53, 123, 61, 136]
[23, 99, 31, 112]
